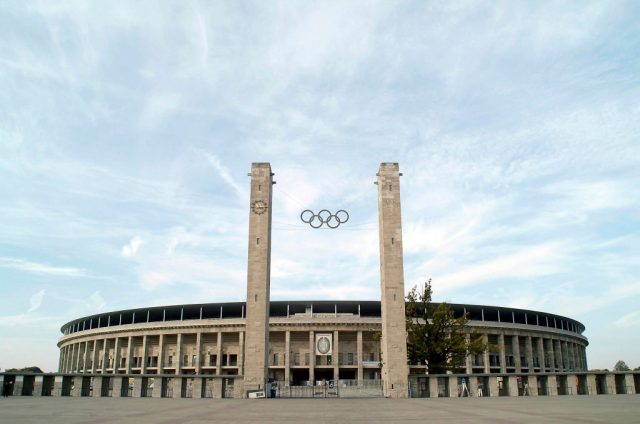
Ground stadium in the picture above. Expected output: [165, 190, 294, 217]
[4, 162, 638, 399]
[56, 299, 589, 398]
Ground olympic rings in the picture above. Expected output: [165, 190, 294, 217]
[300, 209, 350, 229]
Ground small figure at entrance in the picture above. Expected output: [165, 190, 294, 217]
[477, 380, 484, 397]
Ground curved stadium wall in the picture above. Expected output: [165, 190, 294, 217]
[58, 300, 588, 384]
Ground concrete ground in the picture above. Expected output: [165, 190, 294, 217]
[1, 396, 639, 424]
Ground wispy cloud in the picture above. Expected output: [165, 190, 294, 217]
[203, 152, 247, 200]
[122, 236, 143, 258]
[0, 257, 85, 277]
[614, 310, 640, 329]
[28, 289, 45, 312]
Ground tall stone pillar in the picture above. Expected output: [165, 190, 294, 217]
[99, 339, 108, 373]
[113, 337, 121, 373]
[309, 330, 315, 384]
[483, 334, 490, 374]
[512, 335, 521, 372]
[525, 336, 534, 371]
[498, 334, 506, 373]
[356, 331, 364, 383]
[284, 331, 291, 385]
[547, 339, 555, 372]
[92, 340, 99, 373]
[176, 333, 183, 374]
[333, 330, 340, 381]
[216, 332, 223, 375]
[376, 162, 409, 398]
[126, 336, 134, 374]
[243, 162, 273, 395]
[157, 334, 164, 374]
[195, 333, 202, 374]
[141, 335, 148, 374]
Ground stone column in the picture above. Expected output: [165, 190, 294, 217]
[91, 341, 98, 373]
[488, 376, 499, 397]
[469, 376, 478, 397]
[605, 374, 615, 394]
[624, 374, 635, 394]
[131, 377, 142, 398]
[176, 333, 183, 374]
[51, 376, 62, 397]
[157, 334, 164, 374]
[33, 375, 43, 397]
[99, 339, 108, 373]
[72, 376, 82, 397]
[483, 334, 490, 374]
[309, 330, 315, 384]
[14, 375, 24, 396]
[447, 376, 457, 398]
[587, 374, 597, 395]
[238, 331, 244, 376]
[525, 336, 534, 372]
[528, 375, 538, 397]
[212, 379, 223, 398]
[428, 377, 438, 398]
[465, 334, 472, 374]
[71, 343, 79, 372]
[193, 378, 203, 399]
[216, 332, 223, 376]
[83, 341, 91, 373]
[357, 330, 363, 383]
[195, 332, 202, 374]
[333, 330, 340, 381]
[537, 338, 545, 372]
[566, 374, 578, 395]
[243, 162, 273, 395]
[547, 339, 555, 372]
[92, 376, 103, 397]
[508, 376, 519, 397]
[126, 336, 134, 374]
[113, 337, 121, 373]
[284, 330, 291, 385]
[512, 335, 521, 373]
[547, 375, 558, 396]
[555, 340, 564, 371]
[112, 378, 125, 397]
[171, 377, 181, 398]
[141, 335, 149, 374]
[60, 348, 66, 372]
[376, 162, 409, 398]
[498, 334, 506, 373]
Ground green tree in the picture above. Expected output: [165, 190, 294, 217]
[405, 279, 485, 374]
[613, 360, 630, 371]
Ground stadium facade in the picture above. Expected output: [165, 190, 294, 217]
[4, 163, 639, 398]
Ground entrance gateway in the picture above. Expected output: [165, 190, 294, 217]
[242, 163, 409, 398]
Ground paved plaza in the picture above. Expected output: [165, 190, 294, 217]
[1, 397, 639, 424]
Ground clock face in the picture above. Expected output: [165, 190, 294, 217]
[251, 200, 267, 215]
[317, 336, 331, 355]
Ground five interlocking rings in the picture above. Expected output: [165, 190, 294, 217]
[300, 209, 350, 229]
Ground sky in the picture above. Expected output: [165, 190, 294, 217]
[1, 0, 639, 372]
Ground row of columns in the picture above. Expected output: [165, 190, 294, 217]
[2, 372, 638, 398]
[59, 332, 243, 376]
[475, 334, 586, 374]
[414, 373, 638, 398]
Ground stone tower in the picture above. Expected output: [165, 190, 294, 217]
[243, 163, 273, 395]
[376, 162, 409, 398]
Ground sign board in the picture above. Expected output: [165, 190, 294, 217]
[315, 333, 332, 356]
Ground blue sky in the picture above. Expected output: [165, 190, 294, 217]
[1, 1, 639, 372]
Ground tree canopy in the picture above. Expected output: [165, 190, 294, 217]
[405, 279, 485, 374]
[613, 360, 630, 371]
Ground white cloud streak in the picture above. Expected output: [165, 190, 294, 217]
[0, 257, 85, 277]
[28, 289, 45, 312]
